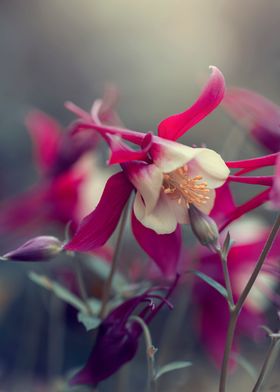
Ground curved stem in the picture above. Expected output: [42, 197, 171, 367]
[130, 315, 157, 392]
[252, 337, 280, 392]
[219, 213, 280, 392]
[99, 201, 130, 319]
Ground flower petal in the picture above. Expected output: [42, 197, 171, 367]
[106, 133, 152, 165]
[65, 172, 133, 252]
[131, 212, 181, 276]
[270, 154, 280, 209]
[124, 162, 163, 215]
[133, 191, 178, 234]
[187, 148, 230, 188]
[149, 138, 197, 173]
[25, 110, 61, 175]
[158, 66, 225, 141]
[223, 88, 280, 152]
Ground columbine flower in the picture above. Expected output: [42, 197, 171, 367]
[2, 236, 63, 261]
[193, 219, 280, 366]
[70, 275, 179, 387]
[65, 67, 230, 276]
[0, 91, 118, 235]
[223, 88, 280, 152]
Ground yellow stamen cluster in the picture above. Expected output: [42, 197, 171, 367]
[162, 165, 210, 207]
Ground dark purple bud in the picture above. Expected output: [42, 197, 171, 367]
[189, 204, 220, 252]
[70, 275, 179, 387]
[3, 236, 63, 261]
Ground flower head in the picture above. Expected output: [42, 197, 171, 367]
[70, 275, 178, 386]
[65, 67, 229, 275]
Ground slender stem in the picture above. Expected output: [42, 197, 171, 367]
[219, 250, 234, 308]
[219, 213, 280, 392]
[74, 257, 94, 316]
[219, 310, 238, 392]
[130, 316, 157, 392]
[99, 201, 130, 319]
[252, 337, 280, 392]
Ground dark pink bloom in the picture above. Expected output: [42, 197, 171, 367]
[223, 88, 280, 152]
[70, 275, 179, 387]
[0, 94, 116, 235]
[193, 220, 280, 366]
[65, 67, 229, 276]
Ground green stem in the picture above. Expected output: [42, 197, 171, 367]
[219, 250, 234, 308]
[99, 201, 129, 319]
[74, 257, 94, 316]
[130, 316, 157, 392]
[252, 337, 280, 392]
[219, 213, 280, 392]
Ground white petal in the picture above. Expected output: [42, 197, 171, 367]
[187, 148, 230, 188]
[125, 163, 163, 215]
[133, 191, 178, 234]
[150, 138, 197, 173]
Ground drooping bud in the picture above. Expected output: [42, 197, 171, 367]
[3, 236, 63, 261]
[188, 204, 220, 252]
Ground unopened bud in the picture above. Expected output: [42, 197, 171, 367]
[188, 204, 220, 252]
[3, 236, 63, 261]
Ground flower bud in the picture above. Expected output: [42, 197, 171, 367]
[3, 236, 63, 261]
[188, 204, 220, 252]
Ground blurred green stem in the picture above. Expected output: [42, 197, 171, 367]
[99, 201, 129, 319]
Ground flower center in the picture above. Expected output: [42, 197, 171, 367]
[162, 165, 210, 207]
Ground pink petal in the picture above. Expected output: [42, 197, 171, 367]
[158, 66, 225, 141]
[223, 88, 280, 152]
[270, 154, 280, 209]
[228, 175, 273, 186]
[210, 182, 236, 226]
[25, 110, 61, 175]
[226, 152, 278, 171]
[105, 133, 152, 165]
[218, 188, 271, 232]
[90, 85, 124, 127]
[131, 212, 182, 277]
[65, 172, 133, 252]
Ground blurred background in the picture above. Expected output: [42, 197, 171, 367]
[0, 0, 279, 390]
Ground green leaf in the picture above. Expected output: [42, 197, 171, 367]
[190, 270, 228, 298]
[29, 271, 88, 313]
[77, 311, 101, 331]
[155, 361, 192, 380]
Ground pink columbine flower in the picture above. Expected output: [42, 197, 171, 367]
[193, 219, 280, 366]
[0, 92, 119, 235]
[65, 67, 230, 276]
[223, 88, 280, 152]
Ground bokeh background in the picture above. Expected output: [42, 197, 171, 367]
[0, 1, 279, 391]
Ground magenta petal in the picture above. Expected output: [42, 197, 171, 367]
[219, 188, 271, 232]
[270, 154, 280, 209]
[158, 66, 225, 141]
[25, 110, 61, 175]
[226, 153, 278, 171]
[65, 172, 133, 252]
[210, 182, 236, 227]
[106, 133, 152, 165]
[131, 212, 181, 277]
